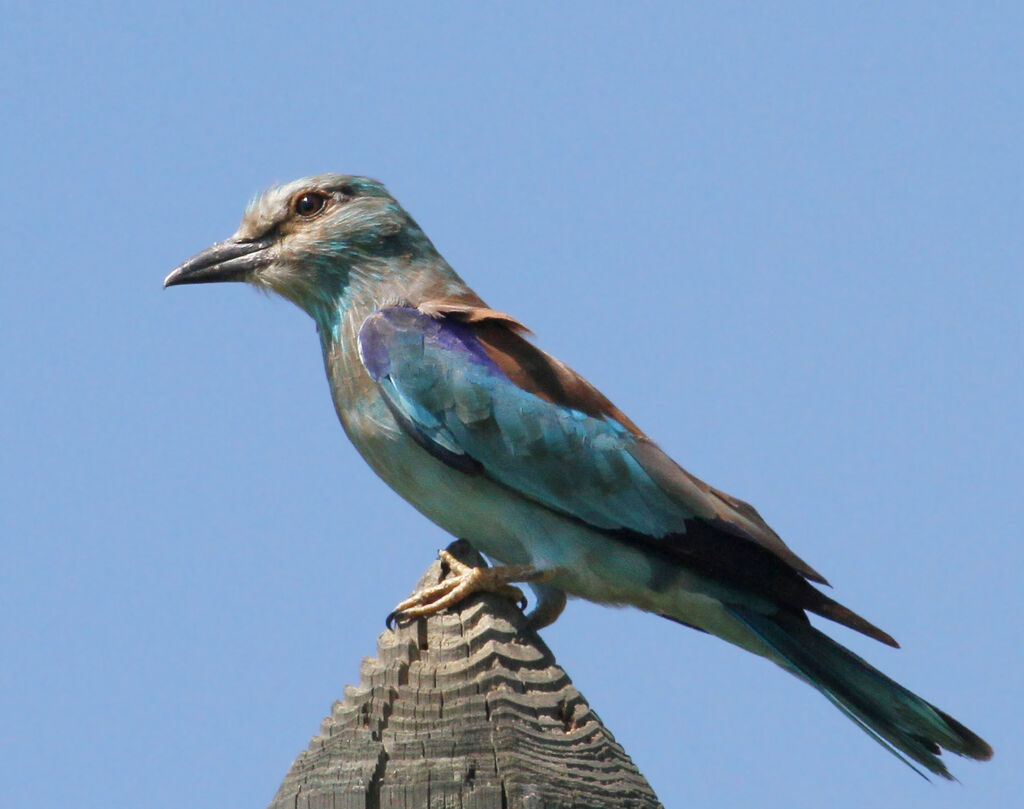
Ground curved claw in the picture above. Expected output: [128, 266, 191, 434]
[525, 582, 568, 630]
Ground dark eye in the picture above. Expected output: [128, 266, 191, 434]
[294, 192, 327, 217]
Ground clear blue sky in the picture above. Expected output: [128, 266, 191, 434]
[2, 3, 1020, 807]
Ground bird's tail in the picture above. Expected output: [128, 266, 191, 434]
[728, 605, 992, 779]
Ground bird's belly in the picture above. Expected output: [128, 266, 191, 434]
[345, 413, 542, 565]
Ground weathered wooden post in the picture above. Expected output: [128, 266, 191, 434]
[268, 540, 663, 809]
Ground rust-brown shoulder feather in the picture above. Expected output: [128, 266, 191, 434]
[422, 298, 646, 437]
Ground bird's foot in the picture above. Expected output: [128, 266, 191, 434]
[387, 549, 551, 626]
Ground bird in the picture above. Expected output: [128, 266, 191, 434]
[165, 173, 991, 779]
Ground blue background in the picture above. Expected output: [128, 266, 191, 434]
[2, 3, 1020, 807]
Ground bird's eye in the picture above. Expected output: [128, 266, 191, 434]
[294, 192, 328, 217]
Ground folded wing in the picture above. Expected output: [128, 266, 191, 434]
[358, 305, 895, 646]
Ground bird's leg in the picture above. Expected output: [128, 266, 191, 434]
[388, 549, 554, 625]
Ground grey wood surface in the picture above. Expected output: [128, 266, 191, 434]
[267, 540, 663, 809]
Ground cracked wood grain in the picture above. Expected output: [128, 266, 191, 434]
[267, 540, 663, 809]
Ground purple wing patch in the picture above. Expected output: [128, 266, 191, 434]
[359, 307, 499, 382]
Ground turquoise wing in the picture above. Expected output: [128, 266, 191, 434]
[358, 306, 687, 536]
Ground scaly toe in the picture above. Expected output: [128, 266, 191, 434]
[387, 552, 546, 626]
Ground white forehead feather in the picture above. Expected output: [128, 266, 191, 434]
[235, 178, 309, 240]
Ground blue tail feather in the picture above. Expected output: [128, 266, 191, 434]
[728, 605, 992, 780]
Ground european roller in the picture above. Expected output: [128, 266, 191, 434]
[165, 174, 991, 779]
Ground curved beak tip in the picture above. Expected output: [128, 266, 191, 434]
[162, 237, 272, 290]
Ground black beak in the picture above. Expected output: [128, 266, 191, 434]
[163, 236, 274, 288]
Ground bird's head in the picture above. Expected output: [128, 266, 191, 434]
[164, 174, 440, 318]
